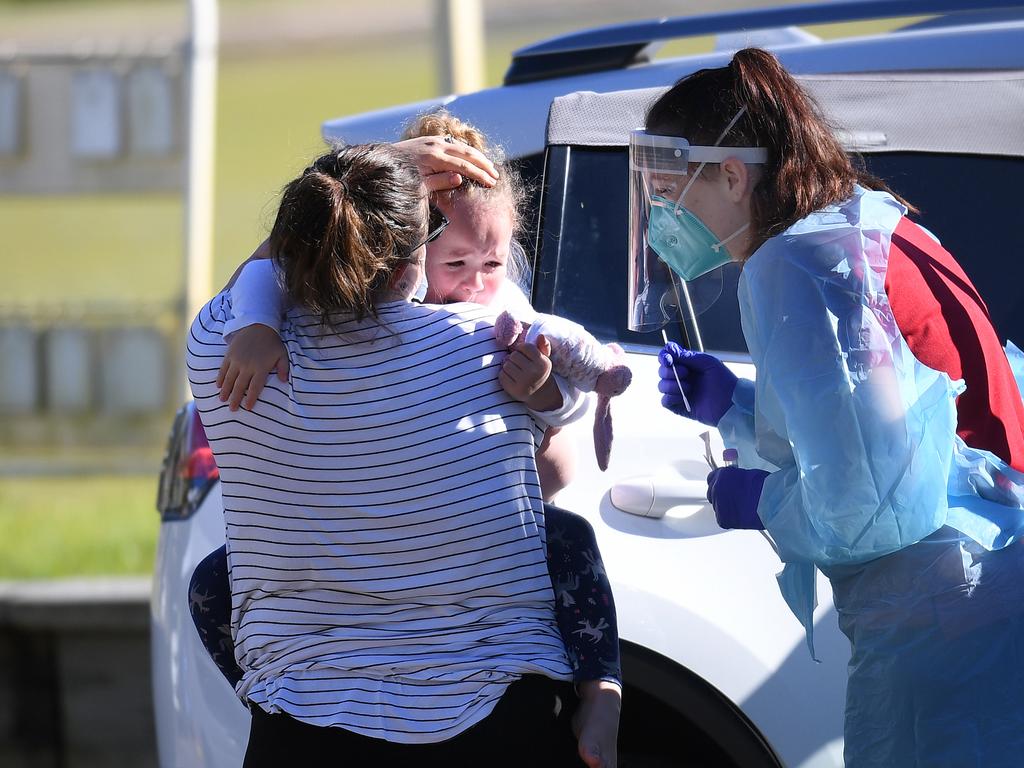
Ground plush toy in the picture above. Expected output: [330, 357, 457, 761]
[495, 310, 633, 471]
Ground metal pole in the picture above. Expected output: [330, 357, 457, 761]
[435, 0, 484, 95]
[183, 0, 218, 400]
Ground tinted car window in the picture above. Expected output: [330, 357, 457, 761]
[515, 151, 545, 238]
[511, 151, 545, 295]
[862, 153, 1024, 345]
[537, 147, 1024, 354]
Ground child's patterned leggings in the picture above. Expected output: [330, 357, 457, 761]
[188, 505, 621, 689]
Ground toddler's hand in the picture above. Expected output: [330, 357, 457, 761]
[499, 334, 562, 412]
[217, 324, 289, 411]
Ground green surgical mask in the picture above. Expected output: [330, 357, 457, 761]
[642, 106, 754, 282]
[647, 193, 740, 281]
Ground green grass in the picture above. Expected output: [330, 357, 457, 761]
[0, 475, 159, 579]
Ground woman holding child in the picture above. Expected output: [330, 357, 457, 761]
[188, 122, 622, 765]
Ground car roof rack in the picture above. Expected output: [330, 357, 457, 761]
[504, 0, 1024, 85]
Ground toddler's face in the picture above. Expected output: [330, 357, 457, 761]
[425, 199, 514, 307]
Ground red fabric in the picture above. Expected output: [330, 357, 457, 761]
[885, 217, 1024, 472]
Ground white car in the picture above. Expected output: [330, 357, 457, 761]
[153, 2, 1024, 765]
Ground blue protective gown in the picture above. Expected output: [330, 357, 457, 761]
[717, 186, 1024, 766]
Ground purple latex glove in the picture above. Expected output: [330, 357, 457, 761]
[706, 467, 769, 530]
[657, 342, 738, 427]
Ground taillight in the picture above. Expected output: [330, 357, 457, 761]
[156, 403, 219, 521]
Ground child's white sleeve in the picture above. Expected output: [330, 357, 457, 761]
[528, 376, 591, 429]
[221, 259, 286, 340]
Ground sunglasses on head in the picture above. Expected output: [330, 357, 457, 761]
[412, 205, 449, 251]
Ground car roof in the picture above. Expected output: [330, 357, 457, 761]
[505, 0, 1024, 83]
[545, 70, 1024, 158]
[322, 1, 1024, 159]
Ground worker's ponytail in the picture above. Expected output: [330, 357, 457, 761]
[646, 48, 914, 250]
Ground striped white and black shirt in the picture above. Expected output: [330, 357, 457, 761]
[187, 294, 573, 743]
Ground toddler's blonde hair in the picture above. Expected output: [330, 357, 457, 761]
[401, 111, 531, 286]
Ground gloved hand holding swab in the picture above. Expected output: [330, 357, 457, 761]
[660, 329, 692, 413]
[657, 341, 737, 427]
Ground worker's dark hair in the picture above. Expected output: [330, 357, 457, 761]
[646, 47, 915, 253]
[270, 143, 426, 325]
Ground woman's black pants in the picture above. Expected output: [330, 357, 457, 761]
[241, 675, 584, 767]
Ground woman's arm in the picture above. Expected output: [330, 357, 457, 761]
[717, 378, 780, 472]
[394, 135, 498, 192]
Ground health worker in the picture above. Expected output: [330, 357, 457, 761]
[629, 47, 1024, 767]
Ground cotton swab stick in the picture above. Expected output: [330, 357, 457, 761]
[661, 329, 692, 413]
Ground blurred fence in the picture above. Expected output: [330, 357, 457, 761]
[0, 47, 185, 196]
[1, 5, 217, 476]
[0, 302, 181, 474]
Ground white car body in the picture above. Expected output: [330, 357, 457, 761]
[152, 3, 1024, 765]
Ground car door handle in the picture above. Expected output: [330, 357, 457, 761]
[609, 474, 709, 519]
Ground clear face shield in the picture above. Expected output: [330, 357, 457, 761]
[627, 121, 767, 333]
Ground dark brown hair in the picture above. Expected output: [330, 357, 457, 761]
[646, 48, 915, 251]
[269, 143, 426, 325]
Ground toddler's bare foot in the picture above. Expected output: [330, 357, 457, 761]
[573, 680, 621, 768]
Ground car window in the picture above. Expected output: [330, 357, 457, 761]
[536, 147, 1024, 354]
[861, 153, 1024, 346]
[515, 151, 545, 238]
[511, 151, 545, 296]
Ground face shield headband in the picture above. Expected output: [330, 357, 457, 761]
[627, 107, 767, 332]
